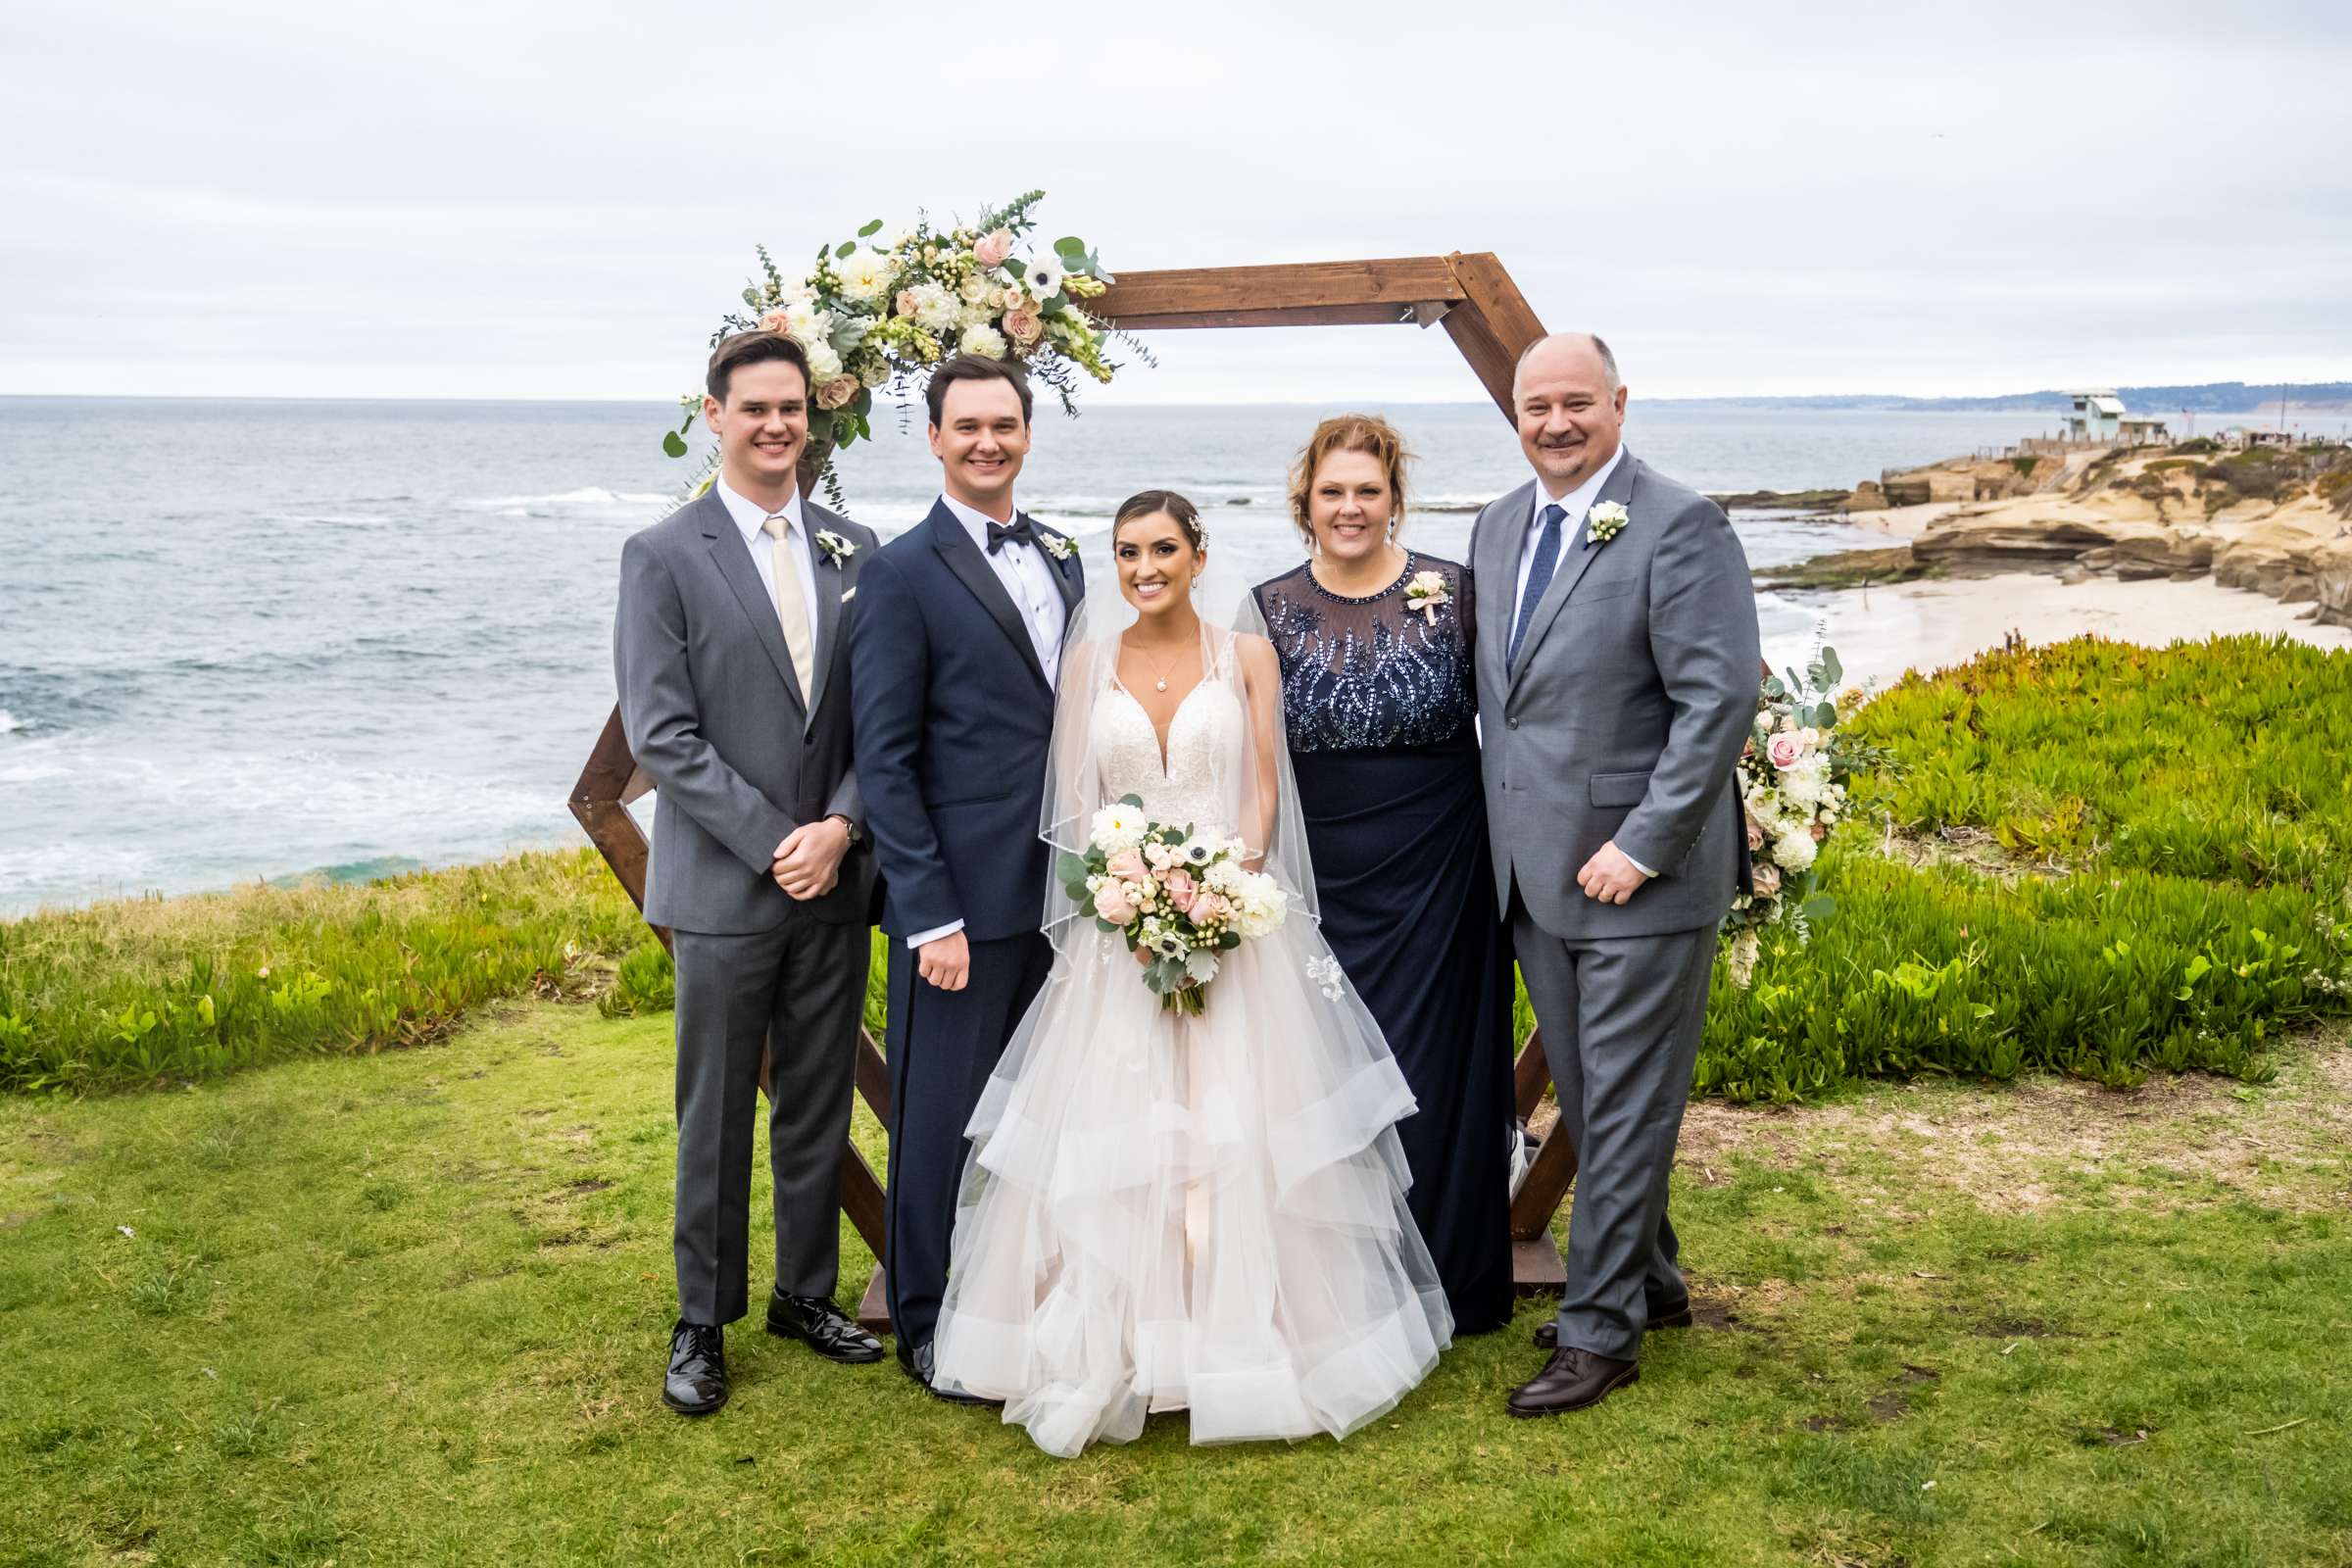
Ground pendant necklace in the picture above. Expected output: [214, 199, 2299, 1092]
[1127, 637, 1183, 693]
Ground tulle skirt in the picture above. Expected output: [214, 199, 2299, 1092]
[931, 916, 1454, 1457]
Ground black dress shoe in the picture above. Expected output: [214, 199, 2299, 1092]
[1506, 1347, 1640, 1418]
[662, 1319, 728, 1416]
[766, 1290, 885, 1364]
[896, 1337, 998, 1406]
[1532, 1297, 1692, 1349]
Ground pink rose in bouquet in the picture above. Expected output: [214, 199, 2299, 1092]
[1191, 892, 1230, 926]
[1094, 882, 1138, 925]
[1162, 869, 1198, 913]
[1106, 849, 1147, 881]
[1745, 815, 1766, 851]
[1766, 732, 1806, 770]
[1750, 861, 1783, 899]
[974, 227, 1014, 268]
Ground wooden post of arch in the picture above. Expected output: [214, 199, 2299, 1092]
[569, 253, 1575, 1333]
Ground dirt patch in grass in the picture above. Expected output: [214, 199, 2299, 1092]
[1675, 1024, 2351, 1216]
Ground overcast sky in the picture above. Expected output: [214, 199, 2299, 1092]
[3, 0, 2346, 403]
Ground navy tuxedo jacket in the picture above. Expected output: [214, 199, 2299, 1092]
[849, 499, 1084, 943]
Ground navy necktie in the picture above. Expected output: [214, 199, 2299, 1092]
[985, 515, 1036, 555]
[1508, 504, 1568, 664]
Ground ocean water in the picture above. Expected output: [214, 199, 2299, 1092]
[0, 397, 2060, 914]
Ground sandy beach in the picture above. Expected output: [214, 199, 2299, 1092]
[1768, 570, 2352, 689]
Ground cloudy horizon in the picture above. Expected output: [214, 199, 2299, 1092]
[5, 0, 2347, 406]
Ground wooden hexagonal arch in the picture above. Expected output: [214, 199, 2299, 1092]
[570, 252, 1576, 1331]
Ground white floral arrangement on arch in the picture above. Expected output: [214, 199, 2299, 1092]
[662, 190, 1136, 504]
[1722, 644, 1889, 987]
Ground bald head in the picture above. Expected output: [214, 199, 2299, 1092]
[1512, 332, 1628, 496]
[1512, 333, 1620, 405]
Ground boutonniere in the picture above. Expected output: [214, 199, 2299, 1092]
[1401, 569, 1453, 626]
[814, 529, 858, 566]
[1587, 500, 1630, 546]
[1039, 530, 1076, 563]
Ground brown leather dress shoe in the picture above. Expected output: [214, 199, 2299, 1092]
[1506, 1347, 1640, 1418]
[1532, 1297, 1692, 1349]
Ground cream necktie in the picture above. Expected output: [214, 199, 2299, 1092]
[760, 514, 815, 697]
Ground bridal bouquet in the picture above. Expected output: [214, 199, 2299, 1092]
[664, 189, 1128, 501]
[1722, 645, 1888, 987]
[1060, 795, 1288, 1017]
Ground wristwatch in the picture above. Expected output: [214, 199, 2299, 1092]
[827, 812, 861, 846]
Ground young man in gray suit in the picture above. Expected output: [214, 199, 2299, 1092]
[1469, 333, 1761, 1417]
[614, 330, 884, 1415]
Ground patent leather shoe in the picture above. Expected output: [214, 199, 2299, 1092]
[662, 1319, 728, 1416]
[766, 1289, 885, 1364]
[896, 1337, 998, 1406]
[1506, 1346, 1640, 1418]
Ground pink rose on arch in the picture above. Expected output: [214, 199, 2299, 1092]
[973, 227, 1015, 268]
[1766, 733, 1805, 770]
[1750, 861, 1783, 900]
[760, 309, 794, 334]
[1162, 869, 1198, 913]
[895, 288, 921, 318]
[1105, 850, 1147, 881]
[1004, 304, 1044, 346]
[1094, 882, 1137, 925]
[817, 376, 859, 411]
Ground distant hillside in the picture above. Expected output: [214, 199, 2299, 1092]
[1657, 382, 2352, 415]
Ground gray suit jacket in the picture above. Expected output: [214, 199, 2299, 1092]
[613, 487, 878, 934]
[1470, 451, 1761, 940]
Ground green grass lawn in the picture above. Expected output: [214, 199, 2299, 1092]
[5, 1002, 2347, 1567]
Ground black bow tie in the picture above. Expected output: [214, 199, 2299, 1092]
[985, 516, 1037, 556]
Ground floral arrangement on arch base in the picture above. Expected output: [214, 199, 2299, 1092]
[1722, 644, 1889, 987]
[662, 190, 1132, 504]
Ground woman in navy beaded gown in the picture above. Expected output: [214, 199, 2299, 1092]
[1246, 415, 1516, 1334]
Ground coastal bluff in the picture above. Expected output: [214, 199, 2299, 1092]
[1897, 443, 2352, 627]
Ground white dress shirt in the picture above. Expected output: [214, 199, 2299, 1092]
[712, 474, 819, 636]
[938, 490, 1067, 685]
[1508, 443, 1652, 878]
[907, 491, 1070, 952]
[1512, 441, 1627, 621]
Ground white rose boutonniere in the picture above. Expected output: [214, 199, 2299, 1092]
[1401, 568, 1453, 626]
[1587, 500, 1631, 546]
[1040, 530, 1076, 562]
[814, 529, 858, 566]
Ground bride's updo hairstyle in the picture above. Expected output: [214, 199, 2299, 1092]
[1287, 414, 1414, 546]
[1111, 489, 1209, 555]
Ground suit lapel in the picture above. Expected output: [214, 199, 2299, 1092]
[803, 502, 849, 723]
[1507, 451, 1641, 689]
[1033, 514, 1085, 622]
[1481, 480, 1536, 682]
[928, 501, 1052, 693]
[699, 489, 808, 713]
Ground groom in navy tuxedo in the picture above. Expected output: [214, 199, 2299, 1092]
[848, 354, 1084, 1396]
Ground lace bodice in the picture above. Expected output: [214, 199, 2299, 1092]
[1251, 554, 1477, 755]
[1093, 676, 1247, 833]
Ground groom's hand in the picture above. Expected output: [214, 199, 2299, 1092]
[1577, 841, 1650, 906]
[917, 930, 971, 992]
[772, 817, 851, 900]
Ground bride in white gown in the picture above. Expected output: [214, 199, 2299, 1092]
[931, 490, 1453, 1457]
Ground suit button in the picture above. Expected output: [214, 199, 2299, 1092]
[1507, 718, 1520, 730]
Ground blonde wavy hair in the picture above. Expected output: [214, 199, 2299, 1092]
[1287, 414, 1415, 547]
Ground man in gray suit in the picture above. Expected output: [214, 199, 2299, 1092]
[615, 330, 883, 1416]
[1469, 332, 1761, 1418]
